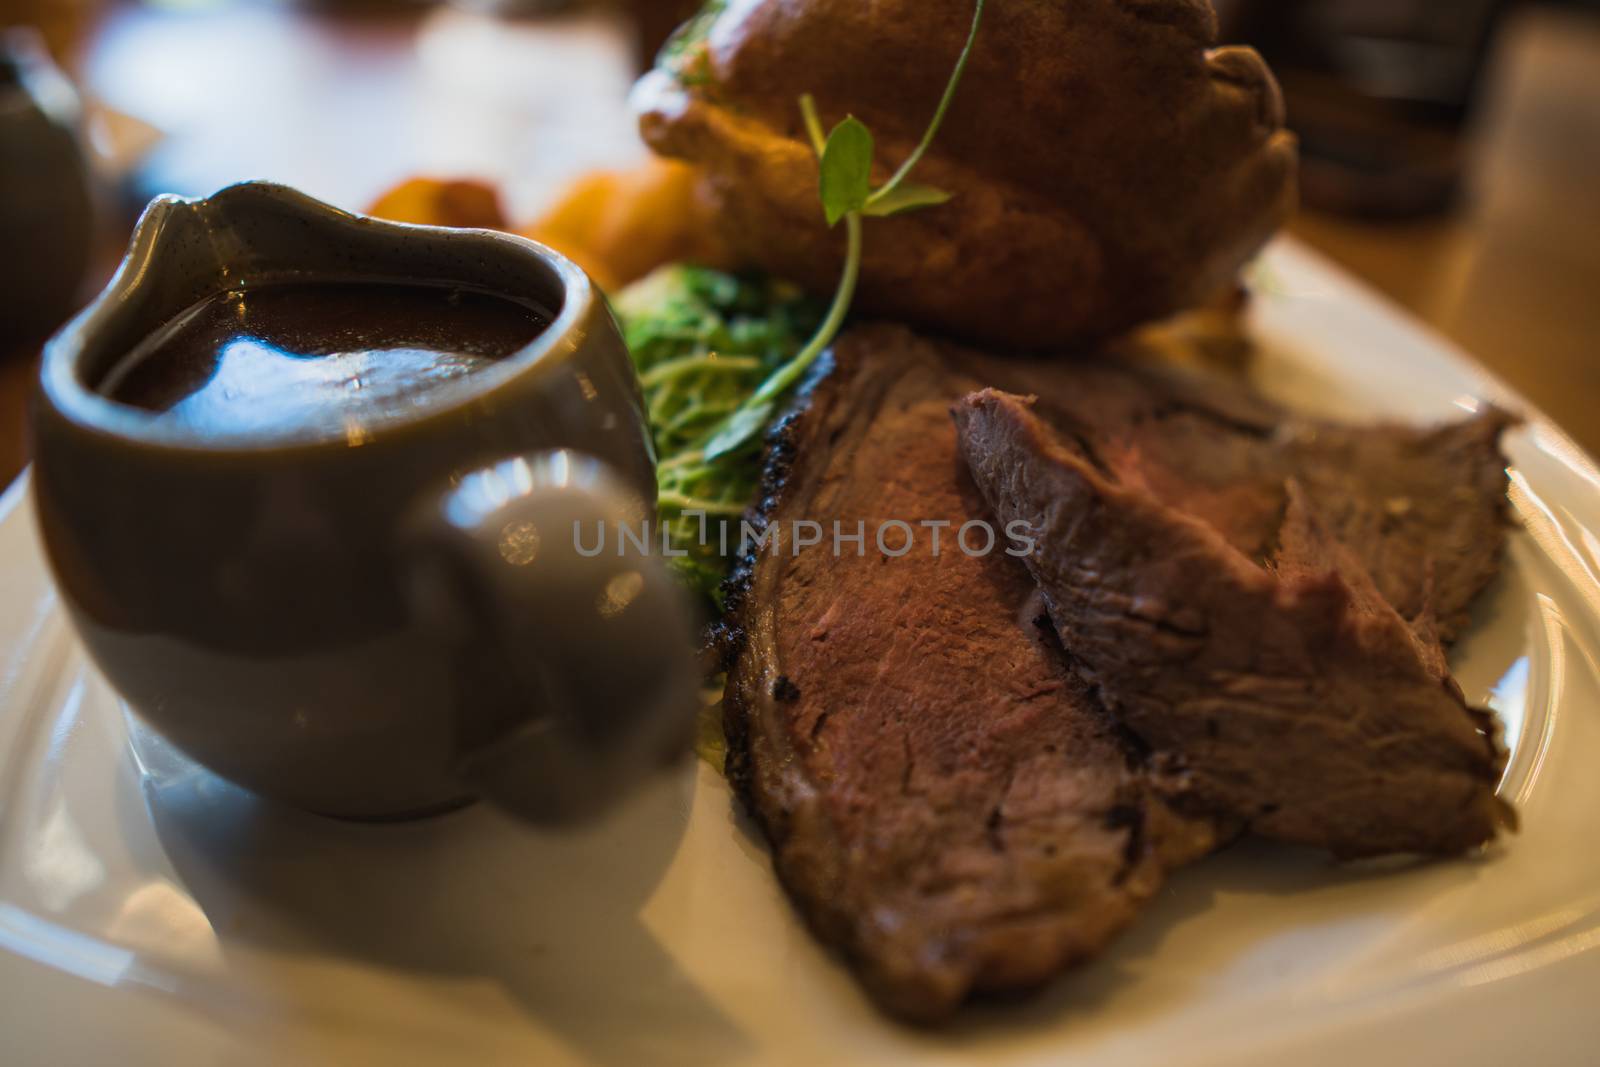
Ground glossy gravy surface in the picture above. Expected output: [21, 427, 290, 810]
[103, 281, 552, 436]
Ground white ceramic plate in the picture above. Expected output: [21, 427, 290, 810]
[2, 239, 1598, 1066]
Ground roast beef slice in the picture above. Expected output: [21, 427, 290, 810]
[954, 389, 1513, 859]
[721, 326, 1217, 1022]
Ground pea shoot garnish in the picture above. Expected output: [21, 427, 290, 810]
[621, 0, 986, 607]
[699, 0, 987, 460]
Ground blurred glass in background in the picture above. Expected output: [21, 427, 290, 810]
[1218, 0, 1513, 217]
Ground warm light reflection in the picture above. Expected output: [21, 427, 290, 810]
[1529, 422, 1600, 496]
[1411, 893, 1600, 981]
[1509, 471, 1600, 622]
[598, 570, 644, 618]
[1453, 923, 1600, 991]
[498, 520, 541, 566]
[22, 796, 106, 913]
[105, 880, 222, 968]
[343, 415, 371, 448]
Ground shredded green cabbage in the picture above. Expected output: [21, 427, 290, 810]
[614, 265, 822, 609]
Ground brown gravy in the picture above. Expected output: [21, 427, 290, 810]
[103, 280, 552, 436]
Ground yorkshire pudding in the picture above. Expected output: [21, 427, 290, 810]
[635, 0, 1297, 350]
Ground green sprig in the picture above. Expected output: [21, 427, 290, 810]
[864, 0, 987, 212]
[628, 0, 988, 609]
[699, 0, 986, 460]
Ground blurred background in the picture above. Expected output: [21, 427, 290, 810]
[2, 0, 1598, 484]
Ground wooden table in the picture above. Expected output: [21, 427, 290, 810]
[3, 1, 1598, 491]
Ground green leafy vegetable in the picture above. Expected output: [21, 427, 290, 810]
[701, 398, 776, 459]
[819, 116, 875, 226]
[614, 266, 822, 607]
[700, 206, 860, 461]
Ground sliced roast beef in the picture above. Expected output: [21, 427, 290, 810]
[953, 389, 1513, 858]
[1281, 412, 1517, 640]
[721, 323, 1516, 1018]
[720, 325, 1218, 1022]
[964, 354, 1515, 642]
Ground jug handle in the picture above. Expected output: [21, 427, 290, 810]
[407, 450, 699, 823]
